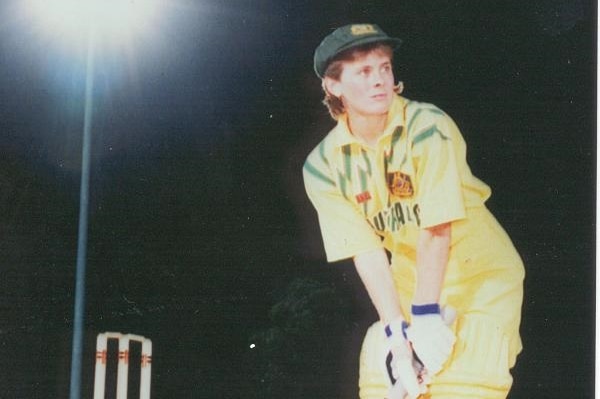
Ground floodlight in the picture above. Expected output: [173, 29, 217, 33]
[24, 0, 160, 47]
[19, 2, 162, 399]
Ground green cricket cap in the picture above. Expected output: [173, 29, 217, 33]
[313, 23, 402, 78]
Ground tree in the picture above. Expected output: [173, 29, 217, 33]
[246, 277, 352, 398]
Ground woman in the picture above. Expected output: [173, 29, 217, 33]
[303, 24, 524, 398]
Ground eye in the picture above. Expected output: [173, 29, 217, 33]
[358, 67, 371, 76]
[381, 64, 392, 73]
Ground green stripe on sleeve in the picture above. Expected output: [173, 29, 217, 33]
[304, 161, 335, 186]
[406, 105, 445, 135]
[412, 125, 450, 147]
[318, 141, 330, 166]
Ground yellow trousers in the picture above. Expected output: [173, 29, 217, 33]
[359, 315, 516, 399]
[360, 211, 524, 398]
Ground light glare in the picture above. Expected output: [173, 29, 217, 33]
[25, 0, 159, 42]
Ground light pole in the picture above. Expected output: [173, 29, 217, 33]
[21, 1, 162, 397]
[70, 22, 96, 399]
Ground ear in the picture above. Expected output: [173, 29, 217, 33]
[323, 77, 342, 98]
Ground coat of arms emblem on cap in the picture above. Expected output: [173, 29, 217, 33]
[350, 24, 377, 35]
[387, 171, 414, 197]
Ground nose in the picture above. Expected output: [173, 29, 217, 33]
[371, 70, 384, 86]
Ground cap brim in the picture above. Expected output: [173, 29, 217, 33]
[318, 36, 402, 77]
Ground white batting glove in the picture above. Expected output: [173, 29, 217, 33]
[405, 304, 456, 376]
[383, 319, 427, 399]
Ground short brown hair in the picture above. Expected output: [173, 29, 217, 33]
[321, 42, 403, 120]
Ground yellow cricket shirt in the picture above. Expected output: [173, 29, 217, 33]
[304, 95, 524, 363]
[304, 95, 492, 261]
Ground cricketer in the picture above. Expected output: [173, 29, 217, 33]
[303, 23, 525, 399]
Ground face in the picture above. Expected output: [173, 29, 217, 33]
[325, 49, 395, 118]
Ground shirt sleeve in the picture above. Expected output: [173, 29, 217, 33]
[303, 157, 383, 262]
[412, 114, 467, 228]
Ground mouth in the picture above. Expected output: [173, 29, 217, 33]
[371, 93, 388, 101]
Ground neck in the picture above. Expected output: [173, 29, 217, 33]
[347, 113, 387, 146]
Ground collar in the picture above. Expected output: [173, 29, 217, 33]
[330, 95, 407, 148]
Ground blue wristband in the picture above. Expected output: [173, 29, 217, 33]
[411, 303, 441, 315]
[385, 320, 409, 339]
[384, 325, 392, 337]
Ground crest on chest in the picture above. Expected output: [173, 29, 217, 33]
[387, 171, 414, 198]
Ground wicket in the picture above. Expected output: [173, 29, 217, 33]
[93, 332, 152, 399]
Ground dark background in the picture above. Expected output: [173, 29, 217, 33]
[0, 0, 595, 398]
